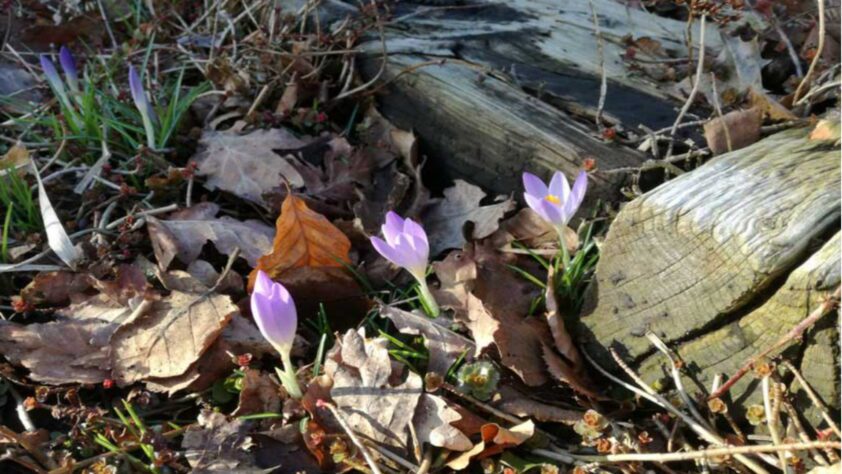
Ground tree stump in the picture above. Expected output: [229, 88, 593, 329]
[580, 126, 840, 417]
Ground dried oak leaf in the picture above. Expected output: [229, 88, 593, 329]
[110, 290, 237, 385]
[248, 193, 351, 289]
[232, 369, 282, 417]
[182, 410, 270, 473]
[324, 329, 422, 450]
[380, 305, 474, 376]
[434, 243, 549, 386]
[148, 203, 274, 269]
[193, 128, 305, 205]
[703, 108, 762, 155]
[422, 180, 515, 256]
[413, 394, 473, 452]
[292, 139, 374, 203]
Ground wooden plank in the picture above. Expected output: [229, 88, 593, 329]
[579, 127, 840, 371]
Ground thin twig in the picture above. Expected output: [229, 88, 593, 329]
[762, 377, 788, 471]
[709, 73, 732, 153]
[584, 350, 771, 473]
[710, 286, 841, 400]
[781, 360, 842, 439]
[588, 0, 607, 132]
[318, 401, 383, 474]
[667, 14, 706, 159]
[793, 0, 826, 103]
[536, 441, 840, 464]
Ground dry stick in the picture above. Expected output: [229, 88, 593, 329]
[775, 381, 830, 467]
[762, 377, 788, 472]
[710, 286, 841, 401]
[667, 14, 706, 159]
[535, 441, 840, 464]
[647, 333, 713, 433]
[416, 447, 433, 474]
[709, 73, 733, 153]
[318, 401, 383, 474]
[584, 350, 771, 474]
[333, 2, 388, 102]
[362, 442, 420, 473]
[588, 0, 607, 132]
[781, 360, 842, 439]
[793, 0, 826, 103]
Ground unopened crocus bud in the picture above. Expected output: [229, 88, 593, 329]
[128, 65, 157, 149]
[59, 46, 79, 93]
[370, 211, 439, 316]
[40, 55, 69, 106]
[250, 270, 302, 398]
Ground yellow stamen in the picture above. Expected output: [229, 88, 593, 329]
[545, 194, 560, 204]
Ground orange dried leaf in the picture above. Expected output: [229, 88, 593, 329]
[249, 194, 351, 288]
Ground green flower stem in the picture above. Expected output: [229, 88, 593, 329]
[277, 351, 303, 399]
[556, 226, 571, 271]
[415, 277, 440, 318]
[139, 111, 157, 150]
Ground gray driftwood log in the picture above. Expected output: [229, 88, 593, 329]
[580, 126, 840, 417]
[346, 0, 726, 203]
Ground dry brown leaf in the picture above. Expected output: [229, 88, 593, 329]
[703, 108, 763, 155]
[809, 116, 841, 143]
[182, 411, 270, 473]
[422, 180, 515, 256]
[193, 128, 305, 205]
[110, 290, 237, 385]
[380, 305, 474, 375]
[495, 386, 580, 424]
[434, 243, 549, 386]
[293, 143, 373, 203]
[413, 394, 473, 452]
[20, 271, 93, 306]
[447, 420, 534, 470]
[232, 369, 282, 417]
[324, 329, 422, 450]
[0, 145, 31, 174]
[249, 193, 351, 289]
[749, 87, 797, 122]
[147, 203, 274, 269]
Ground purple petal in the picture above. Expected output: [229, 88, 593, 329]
[522, 172, 548, 198]
[393, 235, 427, 275]
[129, 65, 148, 109]
[564, 171, 588, 218]
[251, 287, 297, 354]
[253, 269, 274, 297]
[59, 46, 78, 92]
[548, 171, 570, 202]
[371, 236, 408, 268]
[383, 211, 405, 245]
[524, 193, 549, 222]
[39, 55, 64, 93]
[539, 199, 566, 227]
[402, 217, 428, 251]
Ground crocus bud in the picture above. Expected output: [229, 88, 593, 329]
[40, 55, 69, 106]
[370, 211, 439, 316]
[59, 46, 79, 94]
[250, 270, 302, 398]
[128, 65, 157, 149]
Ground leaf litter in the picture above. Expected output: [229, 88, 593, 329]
[0, 1, 837, 472]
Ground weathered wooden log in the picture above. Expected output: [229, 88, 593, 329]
[579, 126, 840, 412]
[347, 0, 725, 202]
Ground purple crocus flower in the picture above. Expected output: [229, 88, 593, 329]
[251, 270, 302, 398]
[370, 212, 439, 316]
[40, 55, 68, 103]
[523, 170, 587, 230]
[128, 65, 157, 149]
[59, 46, 79, 93]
